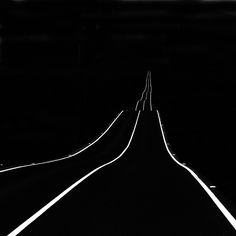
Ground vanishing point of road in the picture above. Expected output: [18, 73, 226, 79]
[1, 71, 236, 235]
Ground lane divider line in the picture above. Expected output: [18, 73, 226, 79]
[149, 72, 153, 111]
[0, 111, 124, 173]
[142, 70, 152, 111]
[135, 77, 147, 111]
[7, 111, 141, 236]
[142, 72, 149, 111]
[156, 109, 236, 230]
[135, 71, 149, 111]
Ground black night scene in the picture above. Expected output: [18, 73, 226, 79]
[1, 0, 236, 235]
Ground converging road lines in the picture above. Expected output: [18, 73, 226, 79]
[7, 111, 141, 236]
[0, 111, 124, 174]
[156, 109, 236, 230]
[135, 70, 153, 111]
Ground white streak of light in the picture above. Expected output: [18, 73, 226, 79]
[7, 111, 141, 236]
[0, 111, 124, 173]
[156, 110, 236, 230]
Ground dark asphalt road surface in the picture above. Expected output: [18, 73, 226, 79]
[4, 110, 235, 236]
[0, 110, 136, 235]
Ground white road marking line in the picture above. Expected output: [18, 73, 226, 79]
[156, 110, 236, 230]
[135, 100, 139, 111]
[149, 72, 153, 111]
[7, 111, 141, 236]
[135, 71, 149, 111]
[143, 70, 152, 111]
[139, 73, 149, 108]
[142, 73, 149, 111]
[135, 79, 147, 111]
[0, 111, 124, 173]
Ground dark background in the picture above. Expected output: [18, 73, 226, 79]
[1, 1, 236, 202]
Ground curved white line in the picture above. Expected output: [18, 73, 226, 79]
[0, 111, 124, 173]
[7, 111, 141, 236]
[156, 110, 236, 230]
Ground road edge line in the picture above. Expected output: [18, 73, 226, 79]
[156, 109, 236, 230]
[0, 111, 124, 173]
[7, 111, 141, 236]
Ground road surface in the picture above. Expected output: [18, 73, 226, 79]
[1, 71, 236, 235]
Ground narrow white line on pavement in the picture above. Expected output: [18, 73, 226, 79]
[135, 98, 139, 111]
[0, 111, 124, 174]
[135, 78, 147, 111]
[142, 73, 149, 111]
[7, 111, 141, 236]
[135, 101, 139, 111]
[143, 71, 150, 111]
[135, 71, 149, 111]
[149, 73, 153, 111]
[156, 110, 236, 230]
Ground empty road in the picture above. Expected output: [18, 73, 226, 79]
[1, 72, 236, 235]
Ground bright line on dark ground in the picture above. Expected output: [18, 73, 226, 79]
[156, 109, 236, 230]
[0, 111, 124, 173]
[7, 111, 141, 236]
